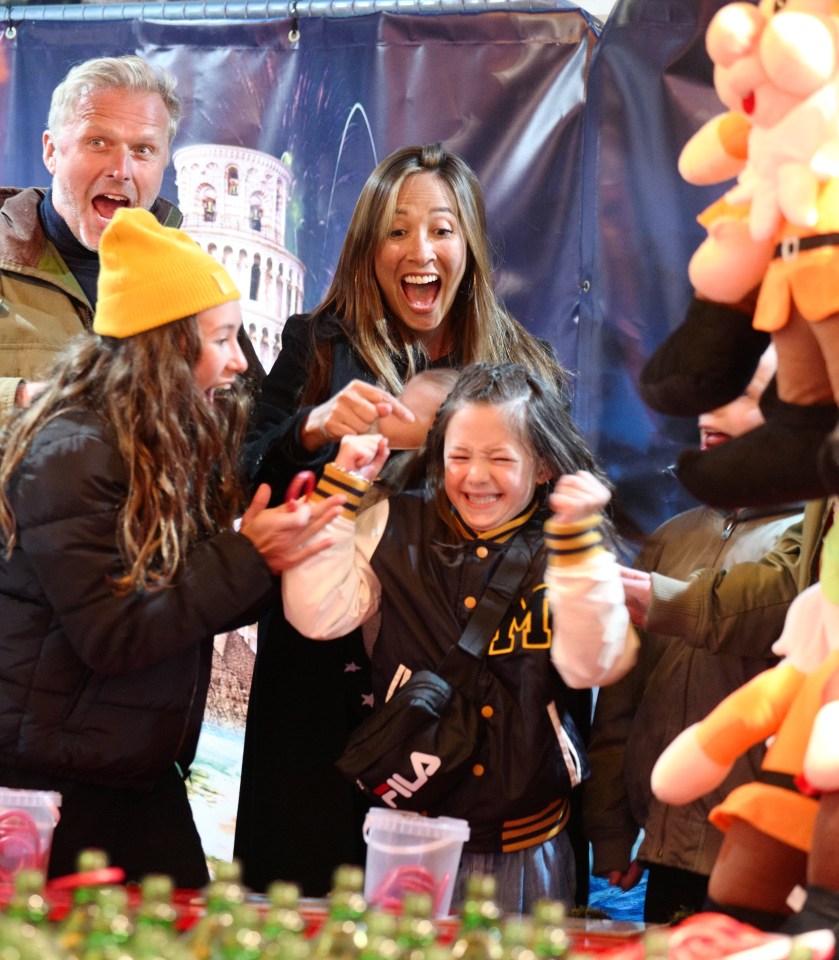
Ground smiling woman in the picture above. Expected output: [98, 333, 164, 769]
[372, 172, 467, 360]
[233, 142, 596, 899]
[194, 302, 250, 403]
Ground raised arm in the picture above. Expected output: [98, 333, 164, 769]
[545, 471, 638, 688]
[282, 434, 390, 639]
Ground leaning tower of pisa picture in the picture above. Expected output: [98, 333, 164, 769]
[174, 144, 306, 372]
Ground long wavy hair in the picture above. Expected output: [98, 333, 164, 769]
[0, 320, 250, 593]
[301, 143, 567, 405]
[422, 362, 613, 536]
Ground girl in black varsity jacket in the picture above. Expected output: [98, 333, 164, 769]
[284, 362, 637, 912]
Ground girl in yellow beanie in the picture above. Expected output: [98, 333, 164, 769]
[0, 207, 344, 887]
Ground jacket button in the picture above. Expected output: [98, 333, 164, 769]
[476, 546, 488, 559]
[481, 705, 494, 719]
[464, 596, 477, 609]
[472, 764, 485, 777]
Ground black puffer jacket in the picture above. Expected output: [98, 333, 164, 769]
[0, 407, 275, 790]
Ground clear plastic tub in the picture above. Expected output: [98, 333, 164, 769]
[0, 787, 62, 882]
[363, 808, 470, 917]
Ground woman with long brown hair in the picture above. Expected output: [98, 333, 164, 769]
[236, 143, 591, 896]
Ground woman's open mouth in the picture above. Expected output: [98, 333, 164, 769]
[402, 274, 440, 311]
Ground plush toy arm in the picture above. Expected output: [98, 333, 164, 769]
[803, 701, 839, 792]
[678, 111, 750, 185]
[639, 296, 769, 417]
[811, 139, 839, 180]
[651, 662, 805, 805]
[651, 723, 733, 804]
[802, 666, 839, 793]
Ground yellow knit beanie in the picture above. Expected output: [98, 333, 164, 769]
[93, 207, 239, 338]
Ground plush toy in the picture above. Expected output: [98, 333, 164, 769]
[640, 0, 839, 508]
[650, 517, 839, 936]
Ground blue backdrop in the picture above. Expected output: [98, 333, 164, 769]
[0, 0, 740, 541]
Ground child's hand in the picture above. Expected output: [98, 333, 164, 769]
[548, 470, 611, 524]
[335, 433, 390, 480]
[620, 565, 653, 628]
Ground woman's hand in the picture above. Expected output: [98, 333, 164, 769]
[301, 379, 414, 452]
[239, 483, 346, 574]
[335, 433, 390, 481]
[548, 470, 611, 523]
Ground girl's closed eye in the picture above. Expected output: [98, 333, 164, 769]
[443, 401, 542, 532]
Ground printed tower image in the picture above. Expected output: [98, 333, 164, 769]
[174, 144, 305, 371]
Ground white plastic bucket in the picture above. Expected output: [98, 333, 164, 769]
[0, 787, 62, 883]
[363, 808, 470, 917]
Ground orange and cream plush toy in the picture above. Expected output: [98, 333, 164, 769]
[651, 517, 839, 934]
[640, 0, 839, 508]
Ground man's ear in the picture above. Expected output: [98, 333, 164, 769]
[42, 131, 57, 175]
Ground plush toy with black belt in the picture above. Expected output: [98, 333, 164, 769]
[651, 516, 839, 936]
[641, 0, 839, 508]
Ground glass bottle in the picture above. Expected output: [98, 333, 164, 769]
[213, 861, 244, 886]
[261, 881, 306, 945]
[396, 892, 437, 959]
[134, 874, 179, 935]
[56, 848, 113, 957]
[216, 903, 264, 960]
[499, 916, 535, 960]
[310, 864, 368, 960]
[420, 946, 453, 960]
[272, 938, 313, 960]
[450, 875, 502, 960]
[359, 909, 401, 960]
[183, 876, 246, 960]
[6, 868, 50, 926]
[531, 900, 568, 960]
[1, 911, 74, 960]
[79, 885, 134, 960]
[132, 924, 196, 960]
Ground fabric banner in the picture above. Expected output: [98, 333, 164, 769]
[0, 0, 734, 864]
[0, 0, 733, 538]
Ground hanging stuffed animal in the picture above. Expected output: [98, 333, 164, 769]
[650, 517, 839, 936]
[640, 0, 839, 508]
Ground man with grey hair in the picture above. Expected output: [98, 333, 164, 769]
[0, 55, 183, 413]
